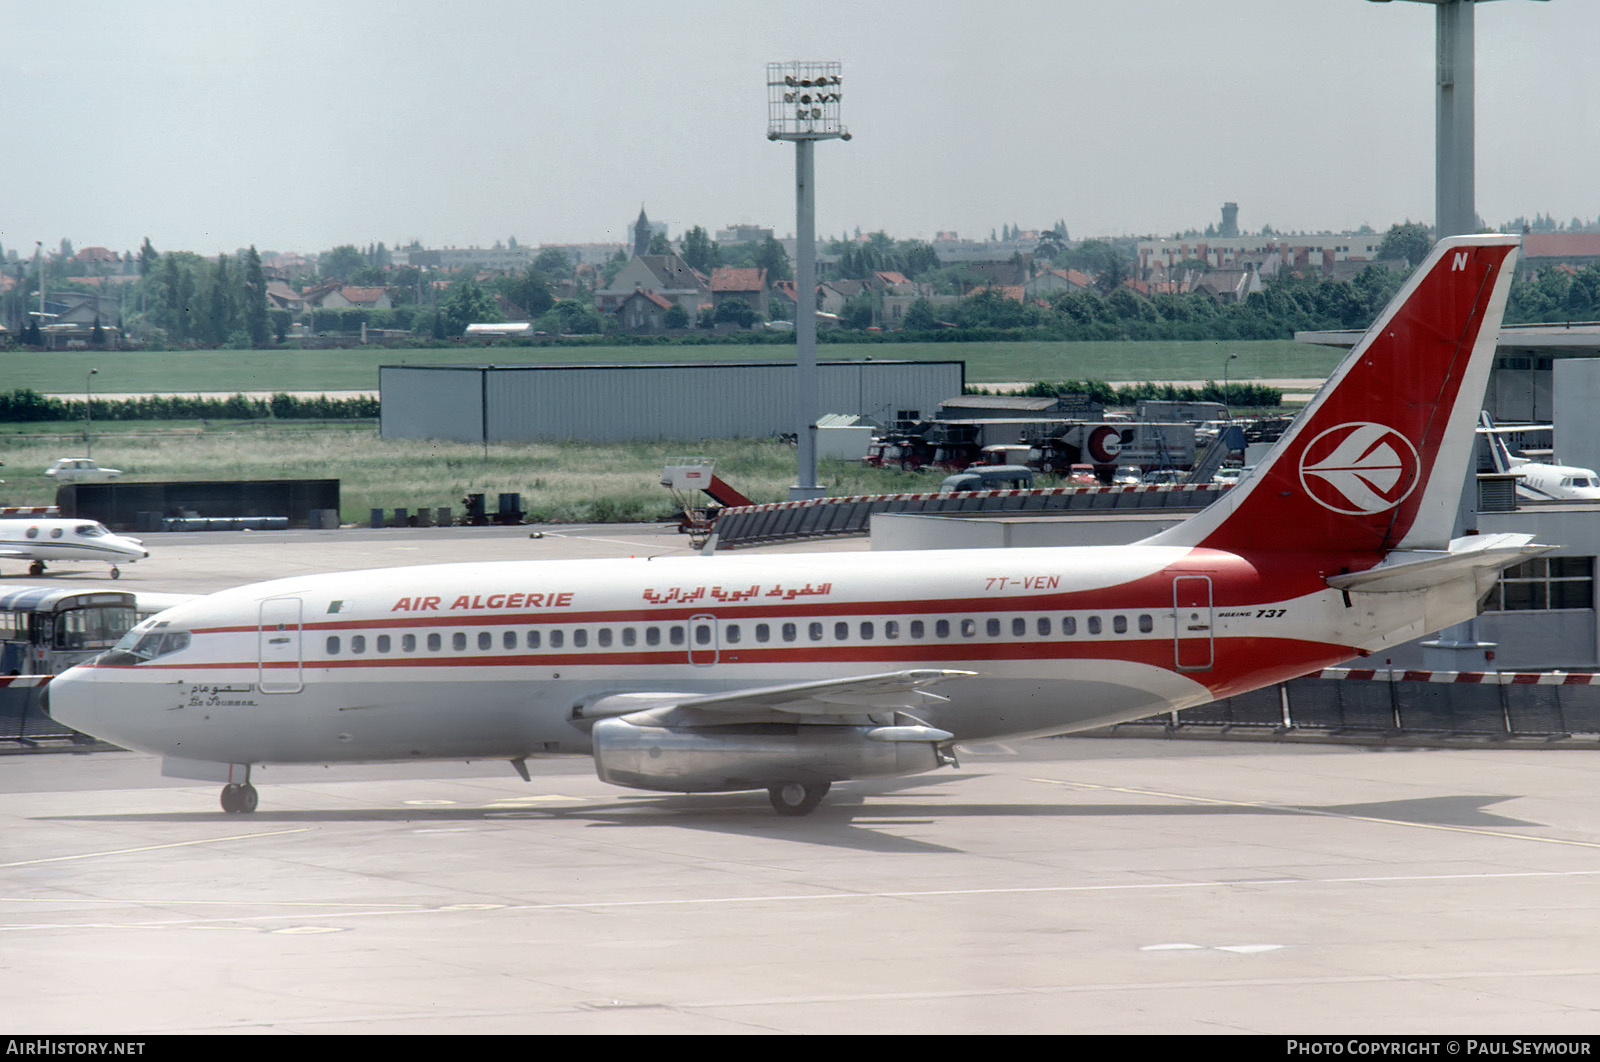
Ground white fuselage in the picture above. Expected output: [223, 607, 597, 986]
[47, 543, 1468, 768]
[0, 519, 148, 572]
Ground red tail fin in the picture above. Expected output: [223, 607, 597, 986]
[1149, 234, 1520, 554]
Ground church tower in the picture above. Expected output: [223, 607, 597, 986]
[633, 206, 652, 257]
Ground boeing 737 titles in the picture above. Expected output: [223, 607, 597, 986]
[0, 518, 149, 579]
[46, 235, 1541, 816]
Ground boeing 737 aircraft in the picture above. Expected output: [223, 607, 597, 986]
[0, 518, 149, 579]
[1477, 412, 1600, 502]
[47, 235, 1539, 816]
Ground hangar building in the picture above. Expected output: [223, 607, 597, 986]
[378, 360, 961, 444]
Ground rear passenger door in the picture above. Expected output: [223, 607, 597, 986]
[1172, 576, 1213, 672]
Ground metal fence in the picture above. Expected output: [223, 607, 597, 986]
[1129, 669, 1600, 739]
[0, 677, 88, 747]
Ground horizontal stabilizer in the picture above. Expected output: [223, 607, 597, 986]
[1326, 534, 1550, 594]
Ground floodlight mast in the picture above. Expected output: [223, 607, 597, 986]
[1366, 0, 1548, 238]
[767, 61, 850, 501]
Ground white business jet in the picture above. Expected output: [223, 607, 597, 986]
[0, 518, 149, 579]
[1477, 412, 1600, 502]
[47, 236, 1539, 816]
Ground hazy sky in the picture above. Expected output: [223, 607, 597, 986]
[4, 0, 1596, 258]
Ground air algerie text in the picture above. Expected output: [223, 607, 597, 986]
[391, 592, 574, 612]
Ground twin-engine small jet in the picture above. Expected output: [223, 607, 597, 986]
[47, 235, 1539, 816]
[1477, 412, 1600, 503]
[0, 518, 149, 579]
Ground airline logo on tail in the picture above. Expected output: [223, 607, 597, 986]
[1298, 422, 1421, 516]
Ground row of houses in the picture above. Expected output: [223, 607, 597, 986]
[597, 255, 943, 332]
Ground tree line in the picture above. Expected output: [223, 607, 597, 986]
[0, 389, 378, 422]
[12, 222, 1600, 350]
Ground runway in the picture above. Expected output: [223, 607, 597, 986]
[7, 525, 1600, 1033]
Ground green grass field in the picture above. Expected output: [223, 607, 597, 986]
[0, 421, 936, 524]
[8, 338, 1342, 395]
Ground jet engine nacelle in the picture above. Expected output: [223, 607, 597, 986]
[590, 717, 952, 793]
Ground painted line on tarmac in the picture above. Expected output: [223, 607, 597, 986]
[540, 527, 696, 552]
[11, 866, 1600, 935]
[0, 827, 313, 869]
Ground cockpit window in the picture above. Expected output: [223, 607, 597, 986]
[97, 621, 189, 665]
[75, 524, 109, 538]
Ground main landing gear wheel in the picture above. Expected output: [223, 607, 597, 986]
[768, 781, 830, 816]
[220, 783, 259, 814]
[109, 567, 121, 579]
[28, 561, 44, 577]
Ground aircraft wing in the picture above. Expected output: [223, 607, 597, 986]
[576, 669, 976, 729]
[0, 549, 39, 559]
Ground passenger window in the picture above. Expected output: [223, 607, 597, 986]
[782, 622, 797, 642]
[834, 621, 848, 640]
[756, 623, 770, 643]
[453, 632, 467, 651]
[377, 635, 391, 653]
[352, 635, 366, 654]
[646, 627, 661, 647]
[573, 629, 587, 648]
[326, 636, 340, 654]
[809, 622, 824, 641]
[885, 620, 899, 640]
[961, 619, 977, 638]
[1062, 616, 1076, 636]
[1087, 616, 1102, 635]
[669, 626, 685, 646]
[598, 628, 612, 647]
[526, 630, 541, 649]
[1113, 616, 1127, 634]
[935, 620, 950, 638]
[622, 628, 636, 647]
[725, 624, 740, 644]
[910, 620, 925, 639]
[985, 618, 1000, 637]
[1037, 617, 1052, 636]
[1139, 614, 1153, 634]
[478, 632, 492, 650]
[504, 631, 517, 650]
[403, 634, 416, 652]
[428, 633, 442, 651]
[695, 624, 712, 646]
[860, 621, 874, 640]
[550, 630, 564, 648]
[1012, 618, 1025, 637]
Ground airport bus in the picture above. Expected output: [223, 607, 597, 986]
[0, 587, 140, 676]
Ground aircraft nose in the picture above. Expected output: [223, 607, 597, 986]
[44, 666, 99, 734]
